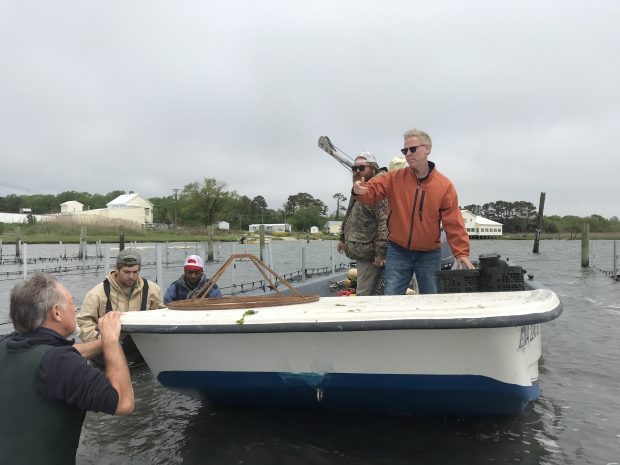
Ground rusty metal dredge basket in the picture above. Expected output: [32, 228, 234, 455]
[166, 253, 319, 310]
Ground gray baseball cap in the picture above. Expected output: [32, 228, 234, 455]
[356, 151, 378, 165]
[117, 249, 141, 266]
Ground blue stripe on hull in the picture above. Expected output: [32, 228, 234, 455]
[157, 371, 539, 415]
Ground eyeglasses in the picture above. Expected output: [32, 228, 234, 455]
[400, 145, 424, 155]
[352, 165, 370, 172]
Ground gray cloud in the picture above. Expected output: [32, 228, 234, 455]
[1, 0, 618, 217]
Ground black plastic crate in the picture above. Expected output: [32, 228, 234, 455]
[479, 266, 525, 292]
[435, 269, 480, 293]
[478, 253, 500, 269]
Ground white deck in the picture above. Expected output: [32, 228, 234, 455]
[121, 289, 561, 329]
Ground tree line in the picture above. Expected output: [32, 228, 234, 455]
[1, 182, 618, 234]
[463, 201, 620, 234]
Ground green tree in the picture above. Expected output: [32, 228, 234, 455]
[587, 214, 611, 233]
[289, 206, 323, 232]
[251, 195, 268, 223]
[284, 193, 327, 217]
[179, 178, 230, 226]
[150, 195, 175, 224]
[332, 193, 347, 220]
[220, 193, 253, 231]
[462, 204, 483, 215]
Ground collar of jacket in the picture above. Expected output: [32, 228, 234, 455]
[411, 161, 436, 182]
[5, 327, 74, 351]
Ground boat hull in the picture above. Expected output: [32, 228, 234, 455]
[131, 324, 543, 415]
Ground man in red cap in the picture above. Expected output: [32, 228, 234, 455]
[164, 255, 222, 304]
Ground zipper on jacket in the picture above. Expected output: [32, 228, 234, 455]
[418, 190, 426, 221]
[407, 181, 420, 248]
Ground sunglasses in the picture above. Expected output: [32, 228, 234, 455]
[352, 165, 370, 172]
[400, 145, 424, 155]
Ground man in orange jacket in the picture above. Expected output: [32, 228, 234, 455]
[353, 128, 474, 294]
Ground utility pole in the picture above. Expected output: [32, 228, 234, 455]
[172, 188, 179, 226]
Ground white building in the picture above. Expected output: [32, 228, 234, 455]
[0, 212, 29, 224]
[323, 221, 343, 234]
[0, 212, 49, 224]
[57, 192, 154, 226]
[105, 192, 153, 224]
[460, 210, 503, 238]
[216, 221, 230, 230]
[310, 226, 319, 234]
[248, 223, 292, 233]
[60, 201, 84, 213]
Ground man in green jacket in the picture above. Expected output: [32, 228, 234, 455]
[0, 273, 134, 464]
[337, 152, 389, 295]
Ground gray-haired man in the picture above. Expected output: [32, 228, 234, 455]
[0, 272, 134, 464]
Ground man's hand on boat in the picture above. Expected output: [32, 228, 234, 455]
[353, 178, 368, 195]
[455, 256, 475, 269]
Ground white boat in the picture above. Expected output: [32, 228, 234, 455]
[121, 262, 562, 415]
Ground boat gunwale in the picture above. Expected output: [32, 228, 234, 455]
[121, 301, 562, 334]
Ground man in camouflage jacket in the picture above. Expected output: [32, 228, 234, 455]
[337, 152, 389, 295]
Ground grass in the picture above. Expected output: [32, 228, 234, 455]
[4, 218, 617, 244]
[0, 219, 341, 244]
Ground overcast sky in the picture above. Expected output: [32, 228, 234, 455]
[1, 0, 618, 218]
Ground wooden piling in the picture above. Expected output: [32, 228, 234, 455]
[330, 240, 335, 276]
[259, 225, 265, 261]
[104, 244, 111, 274]
[532, 192, 546, 254]
[208, 227, 214, 262]
[614, 241, 618, 281]
[22, 243, 27, 279]
[581, 223, 590, 267]
[156, 243, 163, 285]
[78, 226, 87, 259]
[119, 225, 125, 252]
[15, 227, 21, 258]
[301, 243, 307, 282]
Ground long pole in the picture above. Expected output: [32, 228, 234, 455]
[156, 243, 163, 286]
[231, 242, 237, 288]
[105, 244, 111, 274]
[172, 188, 179, 226]
[208, 227, 214, 262]
[331, 240, 335, 276]
[533, 192, 546, 253]
[15, 227, 21, 258]
[259, 225, 265, 262]
[119, 225, 125, 252]
[614, 240, 618, 282]
[581, 223, 590, 267]
[22, 243, 27, 279]
[301, 242, 306, 282]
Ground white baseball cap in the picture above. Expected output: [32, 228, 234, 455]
[184, 255, 204, 271]
[355, 151, 377, 165]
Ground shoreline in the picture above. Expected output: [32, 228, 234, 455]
[1, 229, 620, 245]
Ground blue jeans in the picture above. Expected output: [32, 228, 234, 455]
[384, 241, 441, 295]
